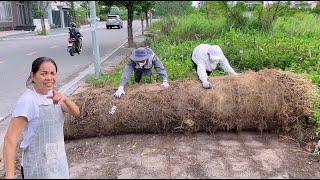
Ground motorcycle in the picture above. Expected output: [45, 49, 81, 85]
[67, 37, 76, 56]
[67, 28, 82, 56]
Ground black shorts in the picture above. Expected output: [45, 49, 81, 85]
[21, 166, 24, 179]
[134, 69, 143, 83]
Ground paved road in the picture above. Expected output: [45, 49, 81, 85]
[0, 20, 143, 119]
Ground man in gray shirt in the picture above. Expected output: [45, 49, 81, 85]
[114, 47, 170, 98]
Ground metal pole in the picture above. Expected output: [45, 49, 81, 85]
[89, 1, 100, 79]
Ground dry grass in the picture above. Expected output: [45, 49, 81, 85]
[64, 69, 319, 141]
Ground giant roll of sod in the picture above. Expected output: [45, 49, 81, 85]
[64, 69, 319, 140]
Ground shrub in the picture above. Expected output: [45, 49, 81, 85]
[168, 14, 226, 43]
[37, 29, 47, 35]
[273, 12, 320, 38]
[311, 5, 320, 14]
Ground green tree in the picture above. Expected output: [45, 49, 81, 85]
[99, 1, 142, 47]
[134, 1, 154, 34]
[140, 1, 154, 28]
[135, 3, 145, 35]
[67, 1, 76, 23]
[221, 1, 249, 29]
[31, 1, 49, 35]
[153, 1, 193, 17]
[198, 1, 225, 19]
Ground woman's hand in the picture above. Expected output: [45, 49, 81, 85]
[47, 90, 66, 104]
[48, 90, 80, 116]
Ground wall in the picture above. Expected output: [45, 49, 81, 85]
[33, 18, 50, 31]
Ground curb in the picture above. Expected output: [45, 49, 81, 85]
[0, 27, 100, 41]
[0, 23, 104, 41]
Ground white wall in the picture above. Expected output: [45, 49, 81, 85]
[33, 19, 50, 31]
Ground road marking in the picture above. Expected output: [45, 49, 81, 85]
[26, 51, 37, 56]
[50, 45, 58, 48]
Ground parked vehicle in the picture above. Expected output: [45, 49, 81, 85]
[106, 15, 123, 29]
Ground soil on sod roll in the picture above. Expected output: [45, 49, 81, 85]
[64, 69, 319, 141]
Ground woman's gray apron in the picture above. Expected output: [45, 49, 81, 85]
[22, 103, 69, 179]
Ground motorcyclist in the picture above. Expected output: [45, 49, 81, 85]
[68, 22, 83, 53]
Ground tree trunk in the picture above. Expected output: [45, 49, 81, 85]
[145, 11, 149, 28]
[86, 1, 89, 22]
[150, 11, 152, 24]
[40, 17, 46, 34]
[141, 13, 144, 35]
[127, 3, 134, 47]
[205, 1, 209, 19]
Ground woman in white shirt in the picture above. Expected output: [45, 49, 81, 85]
[191, 44, 238, 89]
[3, 57, 80, 179]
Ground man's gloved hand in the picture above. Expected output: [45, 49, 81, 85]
[113, 86, 125, 99]
[202, 81, 212, 89]
[161, 81, 170, 88]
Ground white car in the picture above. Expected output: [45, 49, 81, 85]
[106, 15, 123, 29]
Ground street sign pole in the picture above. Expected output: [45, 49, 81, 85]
[89, 1, 100, 79]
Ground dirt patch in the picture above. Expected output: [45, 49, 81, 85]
[65, 132, 320, 178]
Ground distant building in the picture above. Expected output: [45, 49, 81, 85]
[0, 1, 33, 31]
[47, 1, 71, 29]
[231, 1, 319, 9]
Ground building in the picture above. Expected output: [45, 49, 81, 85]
[47, 1, 71, 29]
[0, 1, 72, 31]
[0, 1, 34, 31]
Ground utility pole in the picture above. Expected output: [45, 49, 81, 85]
[89, 1, 100, 79]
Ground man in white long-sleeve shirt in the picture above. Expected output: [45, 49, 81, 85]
[191, 44, 237, 89]
[114, 47, 170, 99]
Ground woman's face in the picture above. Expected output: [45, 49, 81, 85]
[32, 62, 57, 94]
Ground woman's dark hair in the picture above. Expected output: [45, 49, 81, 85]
[26, 57, 57, 88]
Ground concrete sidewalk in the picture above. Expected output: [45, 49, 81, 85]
[0, 30, 32, 38]
[0, 22, 103, 41]
[65, 132, 320, 179]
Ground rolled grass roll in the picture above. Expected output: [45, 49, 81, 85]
[64, 69, 319, 140]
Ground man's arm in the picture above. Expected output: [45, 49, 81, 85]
[197, 63, 208, 83]
[114, 60, 136, 98]
[119, 60, 135, 87]
[219, 55, 237, 75]
[152, 55, 169, 82]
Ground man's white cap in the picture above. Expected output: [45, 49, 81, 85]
[208, 45, 222, 60]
